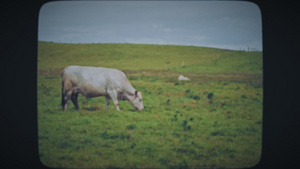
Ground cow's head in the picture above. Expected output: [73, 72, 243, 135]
[130, 91, 144, 111]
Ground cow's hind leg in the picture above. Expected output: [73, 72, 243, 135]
[62, 79, 73, 111]
[63, 90, 72, 111]
[71, 93, 79, 110]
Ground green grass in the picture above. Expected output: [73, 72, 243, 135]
[38, 41, 262, 168]
[38, 41, 262, 73]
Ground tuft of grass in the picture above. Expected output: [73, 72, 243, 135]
[207, 92, 214, 100]
[241, 94, 248, 99]
[126, 124, 135, 130]
[182, 120, 191, 131]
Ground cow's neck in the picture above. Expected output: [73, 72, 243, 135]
[123, 89, 135, 98]
[123, 79, 136, 96]
[122, 78, 137, 103]
[122, 86, 136, 103]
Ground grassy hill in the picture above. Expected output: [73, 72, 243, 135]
[38, 41, 262, 73]
[38, 41, 263, 168]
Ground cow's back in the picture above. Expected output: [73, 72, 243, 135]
[63, 66, 128, 90]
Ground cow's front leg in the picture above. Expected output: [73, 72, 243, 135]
[105, 96, 110, 110]
[107, 90, 120, 111]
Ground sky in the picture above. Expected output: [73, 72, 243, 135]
[38, 1, 262, 51]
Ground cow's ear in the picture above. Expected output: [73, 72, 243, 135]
[135, 91, 138, 96]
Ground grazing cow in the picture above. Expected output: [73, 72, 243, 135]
[61, 66, 144, 111]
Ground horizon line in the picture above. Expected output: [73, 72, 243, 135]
[38, 40, 262, 52]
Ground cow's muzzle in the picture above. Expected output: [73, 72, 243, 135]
[135, 107, 144, 111]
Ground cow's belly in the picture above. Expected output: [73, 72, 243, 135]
[73, 84, 107, 98]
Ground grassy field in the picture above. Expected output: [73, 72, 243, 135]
[38, 41, 262, 168]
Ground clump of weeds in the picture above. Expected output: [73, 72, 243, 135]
[182, 120, 191, 131]
[185, 89, 201, 100]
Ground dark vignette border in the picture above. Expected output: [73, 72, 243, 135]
[1, 1, 300, 168]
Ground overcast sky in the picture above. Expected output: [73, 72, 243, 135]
[38, 1, 262, 51]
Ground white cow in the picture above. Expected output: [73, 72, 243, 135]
[178, 75, 190, 81]
[61, 66, 144, 111]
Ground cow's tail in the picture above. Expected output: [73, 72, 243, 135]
[61, 72, 65, 110]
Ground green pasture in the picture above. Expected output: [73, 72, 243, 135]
[38, 41, 262, 168]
